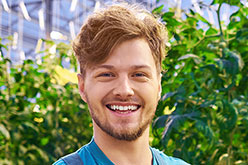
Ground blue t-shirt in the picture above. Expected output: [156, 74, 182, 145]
[53, 138, 189, 165]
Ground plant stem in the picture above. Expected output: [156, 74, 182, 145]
[217, 3, 224, 41]
[227, 126, 236, 165]
[192, 34, 220, 48]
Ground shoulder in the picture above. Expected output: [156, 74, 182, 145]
[52, 159, 66, 165]
[151, 147, 190, 165]
[53, 140, 95, 165]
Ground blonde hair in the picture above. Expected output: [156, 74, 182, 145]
[73, 3, 168, 76]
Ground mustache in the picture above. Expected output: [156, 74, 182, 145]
[101, 95, 143, 105]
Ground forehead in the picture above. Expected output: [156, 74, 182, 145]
[91, 38, 156, 70]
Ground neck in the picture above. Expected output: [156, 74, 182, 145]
[93, 123, 153, 165]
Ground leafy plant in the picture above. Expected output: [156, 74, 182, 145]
[152, 1, 248, 164]
[0, 39, 92, 164]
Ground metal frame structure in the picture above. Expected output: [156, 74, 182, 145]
[0, 0, 157, 63]
[1, 0, 226, 63]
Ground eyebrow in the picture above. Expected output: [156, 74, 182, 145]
[92, 65, 114, 70]
[130, 65, 151, 70]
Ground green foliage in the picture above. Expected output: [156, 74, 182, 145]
[152, 1, 248, 164]
[0, 40, 92, 164]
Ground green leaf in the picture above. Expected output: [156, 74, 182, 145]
[211, 0, 240, 5]
[0, 124, 10, 139]
[178, 54, 202, 64]
[153, 115, 169, 128]
[162, 12, 182, 27]
[40, 137, 49, 146]
[174, 33, 181, 41]
[206, 28, 218, 35]
[225, 48, 244, 71]
[195, 13, 211, 27]
[195, 120, 215, 144]
[236, 28, 248, 43]
[186, 17, 198, 27]
[161, 91, 177, 101]
[156, 112, 199, 145]
[0, 44, 8, 50]
[162, 12, 174, 19]
[14, 73, 22, 82]
[152, 5, 164, 15]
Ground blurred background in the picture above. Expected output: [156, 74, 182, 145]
[0, 0, 243, 63]
[0, 0, 248, 164]
[1, 0, 159, 64]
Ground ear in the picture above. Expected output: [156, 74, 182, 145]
[77, 73, 87, 103]
[158, 73, 162, 100]
[158, 83, 162, 100]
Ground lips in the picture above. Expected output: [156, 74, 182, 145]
[106, 104, 141, 113]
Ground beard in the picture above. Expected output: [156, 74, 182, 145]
[92, 110, 153, 141]
[92, 113, 149, 141]
[85, 93, 156, 141]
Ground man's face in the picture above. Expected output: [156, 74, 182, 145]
[78, 38, 161, 141]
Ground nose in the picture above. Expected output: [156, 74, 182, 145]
[113, 76, 134, 99]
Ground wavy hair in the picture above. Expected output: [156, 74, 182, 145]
[73, 3, 168, 76]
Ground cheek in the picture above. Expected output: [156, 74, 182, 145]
[85, 83, 110, 100]
[138, 83, 159, 97]
[135, 85, 159, 110]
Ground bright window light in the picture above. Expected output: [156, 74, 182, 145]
[94, 1, 100, 11]
[70, 0, 78, 12]
[49, 44, 56, 55]
[69, 21, 76, 39]
[50, 31, 67, 40]
[12, 32, 18, 50]
[1, 0, 11, 13]
[20, 51, 26, 61]
[191, 0, 203, 16]
[35, 39, 43, 53]
[38, 8, 45, 30]
[207, 8, 215, 25]
[19, 1, 31, 21]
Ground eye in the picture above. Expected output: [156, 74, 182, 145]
[97, 72, 115, 77]
[132, 72, 146, 77]
[131, 71, 150, 82]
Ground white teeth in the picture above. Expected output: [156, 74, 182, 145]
[109, 105, 138, 111]
[111, 105, 116, 110]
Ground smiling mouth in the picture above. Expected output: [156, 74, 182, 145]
[106, 104, 141, 113]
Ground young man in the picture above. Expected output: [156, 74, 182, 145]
[54, 3, 189, 165]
